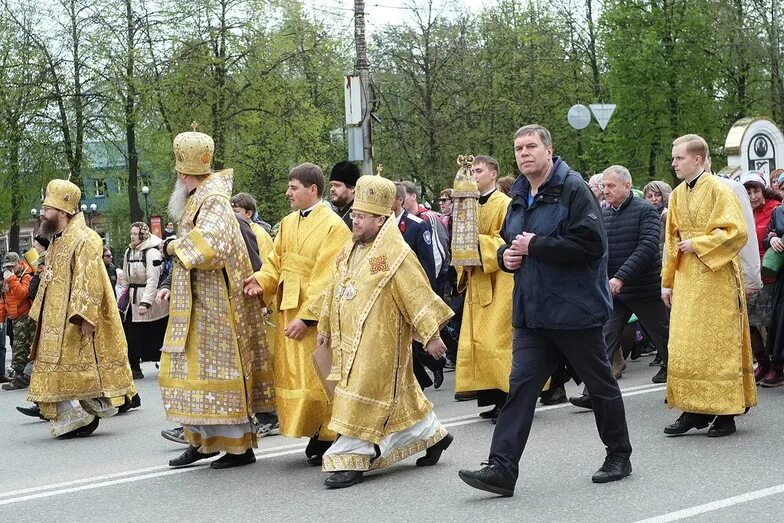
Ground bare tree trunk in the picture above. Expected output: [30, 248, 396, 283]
[125, 0, 143, 222]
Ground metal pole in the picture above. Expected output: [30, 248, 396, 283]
[355, 0, 373, 175]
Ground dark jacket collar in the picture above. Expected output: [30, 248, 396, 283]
[611, 193, 635, 212]
[509, 156, 569, 200]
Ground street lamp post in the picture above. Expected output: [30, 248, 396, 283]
[81, 203, 98, 229]
[141, 185, 150, 225]
[31, 208, 39, 234]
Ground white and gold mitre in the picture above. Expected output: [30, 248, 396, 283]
[43, 178, 81, 215]
[353, 174, 396, 216]
[173, 122, 214, 176]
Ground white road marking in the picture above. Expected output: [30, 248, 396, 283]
[633, 483, 784, 522]
[0, 382, 666, 506]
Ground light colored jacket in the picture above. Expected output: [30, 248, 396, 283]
[720, 177, 762, 293]
[122, 234, 169, 322]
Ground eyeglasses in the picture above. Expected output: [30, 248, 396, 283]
[438, 198, 452, 203]
[349, 212, 377, 221]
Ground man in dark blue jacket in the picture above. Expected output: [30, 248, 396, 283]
[393, 182, 444, 389]
[570, 166, 669, 411]
[459, 125, 632, 498]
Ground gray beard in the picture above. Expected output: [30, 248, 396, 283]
[167, 179, 189, 223]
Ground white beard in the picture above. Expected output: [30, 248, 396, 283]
[167, 179, 189, 223]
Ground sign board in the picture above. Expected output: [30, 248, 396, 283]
[344, 75, 362, 126]
[568, 104, 591, 130]
[724, 117, 784, 182]
[589, 104, 616, 130]
[150, 215, 162, 239]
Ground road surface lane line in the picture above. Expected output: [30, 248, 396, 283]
[633, 483, 784, 523]
[0, 383, 665, 505]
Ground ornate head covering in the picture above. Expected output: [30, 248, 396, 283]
[353, 175, 396, 216]
[43, 179, 81, 215]
[173, 122, 214, 176]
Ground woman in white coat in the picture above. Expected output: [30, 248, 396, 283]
[121, 222, 169, 379]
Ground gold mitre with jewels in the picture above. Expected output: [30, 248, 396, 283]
[43, 178, 81, 215]
[173, 122, 214, 176]
[353, 174, 396, 216]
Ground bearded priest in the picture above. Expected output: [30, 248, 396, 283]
[317, 174, 455, 489]
[27, 179, 135, 438]
[159, 125, 275, 469]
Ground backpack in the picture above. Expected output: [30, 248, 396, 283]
[124, 247, 169, 289]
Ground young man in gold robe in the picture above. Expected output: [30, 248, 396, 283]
[244, 163, 351, 464]
[317, 174, 455, 488]
[159, 127, 275, 469]
[454, 155, 513, 423]
[27, 179, 135, 438]
[662, 134, 757, 437]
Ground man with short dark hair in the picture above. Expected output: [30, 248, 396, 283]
[453, 155, 513, 423]
[329, 161, 360, 230]
[459, 125, 632, 497]
[244, 163, 351, 465]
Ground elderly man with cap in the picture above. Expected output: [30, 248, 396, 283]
[0, 252, 35, 390]
[329, 161, 360, 230]
[317, 174, 455, 489]
[26, 179, 134, 438]
[158, 125, 275, 469]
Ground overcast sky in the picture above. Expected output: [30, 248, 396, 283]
[305, 0, 489, 30]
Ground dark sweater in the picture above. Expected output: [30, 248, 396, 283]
[604, 193, 662, 302]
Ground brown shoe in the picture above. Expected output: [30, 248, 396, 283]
[2, 374, 29, 391]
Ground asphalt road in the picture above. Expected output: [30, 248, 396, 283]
[1, 353, 782, 523]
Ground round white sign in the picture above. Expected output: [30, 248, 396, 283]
[567, 104, 591, 130]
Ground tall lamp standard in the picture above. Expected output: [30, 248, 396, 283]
[31, 208, 39, 234]
[81, 203, 98, 228]
[141, 185, 150, 225]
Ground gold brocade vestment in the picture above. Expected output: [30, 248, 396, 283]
[159, 170, 275, 427]
[662, 174, 757, 415]
[255, 203, 351, 438]
[455, 190, 514, 394]
[318, 217, 454, 444]
[27, 213, 134, 411]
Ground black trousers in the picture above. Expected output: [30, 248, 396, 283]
[489, 326, 632, 482]
[581, 297, 670, 396]
[608, 298, 669, 364]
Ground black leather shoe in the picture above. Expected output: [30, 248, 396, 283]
[664, 413, 713, 435]
[569, 395, 594, 410]
[17, 404, 45, 420]
[77, 415, 100, 437]
[651, 365, 667, 384]
[433, 370, 444, 389]
[117, 393, 142, 413]
[708, 415, 736, 438]
[305, 437, 333, 466]
[210, 449, 256, 469]
[57, 416, 99, 439]
[459, 463, 515, 497]
[454, 392, 477, 402]
[416, 433, 453, 466]
[132, 369, 144, 380]
[591, 454, 632, 483]
[169, 446, 219, 467]
[479, 406, 499, 419]
[324, 470, 364, 489]
[540, 386, 567, 405]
